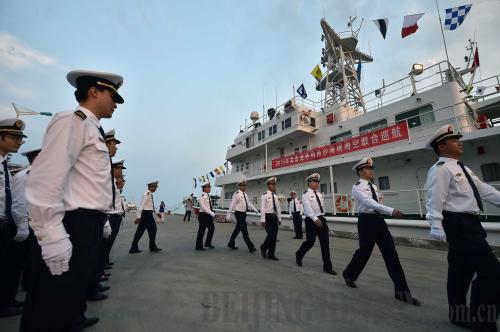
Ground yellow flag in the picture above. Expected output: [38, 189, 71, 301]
[310, 64, 323, 81]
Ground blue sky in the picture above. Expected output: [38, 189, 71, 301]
[1, 0, 499, 210]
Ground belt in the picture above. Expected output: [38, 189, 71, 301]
[66, 208, 108, 219]
[443, 210, 481, 219]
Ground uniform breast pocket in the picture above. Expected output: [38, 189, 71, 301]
[454, 176, 470, 193]
[91, 141, 111, 170]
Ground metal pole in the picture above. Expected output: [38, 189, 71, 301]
[265, 143, 268, 174]
[221, 185, 225, 209]
[329, 165, 336, 215]
[416, 189, 423, 217]
[435, 0, 451, 68]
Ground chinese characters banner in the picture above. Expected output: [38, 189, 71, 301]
[271, 122, 409, 169]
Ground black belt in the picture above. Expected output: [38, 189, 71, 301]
[359, 212, 381, 216]
[66, 208, 108, 219]
[443, 210, 481, 219]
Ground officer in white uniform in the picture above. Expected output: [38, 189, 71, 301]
[343, 158, 420, 306]
[196, 181, 216, 250]
[0, 119, 27, 318]
[288, 191, 303, 239]
[295, 173, 336, 275]
[130, 181, 162, 253]
[425, 125, 500, 330]
[226, 180, 259, 252]
[259, 177, 281, 261]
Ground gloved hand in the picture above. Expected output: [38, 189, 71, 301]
[103, 220, 112, 239]
[41, 237, 72, 275]
[430, 226, 446, 242]
[225, 213, 231, 221]
[13, 226, 29, 243]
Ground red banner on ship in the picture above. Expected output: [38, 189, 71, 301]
[271, 122, 410, 169]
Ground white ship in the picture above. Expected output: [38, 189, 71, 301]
[215, 19, 500, 225]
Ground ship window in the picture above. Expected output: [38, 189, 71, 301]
[224, 191, 235, 200]
[320, 183, 331, 194]
[359, 119, 388, 134]
[278, 147, 285, 156]
[333, 182, 338, 194]
[294, 147, 300, 153]
[281, 117, 292, 130]
[245, 137, 251, 148]
[302, 145, 308, 151]
[395, 104, 434, 129]
[310, 118, 316, 127]
[378, 176, 390, 190]
[268, 124, 278, 136]
[481, 163, 500, 182]
[258, 130, 266, 141]
[245, 162, 249, 170]
[330, 131, 352, 144]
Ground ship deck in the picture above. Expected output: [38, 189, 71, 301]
[2, 214, 498, 331]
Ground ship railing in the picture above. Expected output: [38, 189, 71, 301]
[467, 74, 500, 103]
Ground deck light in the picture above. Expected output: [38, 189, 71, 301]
[411, 64, 424, 75]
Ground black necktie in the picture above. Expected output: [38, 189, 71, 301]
[293, 199, 297, 213]
[458, 161, 484, 211]
[98, 126, 115, 209]
[313, 190, 324, 214]
[243, 192, 248, 211]
[3, 160, 13, 223]
[368, 182, 379, 202]
[208, 194, 213, 212]
[271, 193, 277, 213]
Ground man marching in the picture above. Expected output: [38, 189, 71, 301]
[196, 181, 216, 250]
[426, 125, 500, 330]
[343, 158, 420, 306]
[226, 179, 258, 253]
[288, 191, 303, 239]
[259, 177, 281, 261]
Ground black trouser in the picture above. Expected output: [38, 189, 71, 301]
[196, 212, 214, 249]
[296, 216, 332, 270]
[291, 212, 303, 238]
[20, 230, 37, 291]
[87, 218, 106, 296]
[184, 210, 191, 221]
[20, 209, 107, 332]
[130, 210, 158, 251]
[442, 211, 500, 331]
[261, 214, 279, 258]
[0, 221, 18, 310]
[104, 214, 123, 263]
[343, 214, 409, 292]
[228, 211, 255, 251]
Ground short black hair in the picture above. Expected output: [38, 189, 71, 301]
[75, 85, 107, 103]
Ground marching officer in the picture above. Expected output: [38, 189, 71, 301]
[130, 181, 162, 253]
[0, 118, 27, 318]
[104, 129, 120, 157]
[259, 177, 281, 261]
[196, 181, 216, 250]
[426, 125, 500, 330]
[295, 173, 336, 275]
[20, 70, 124, 331]
[288, 191, 303, 239]
[343, 158, 420, 306]
[226, 179, 258, 252]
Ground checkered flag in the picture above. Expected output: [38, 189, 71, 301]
[444, 4, 472, 30]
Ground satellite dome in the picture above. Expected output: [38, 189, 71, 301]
[250, 111, 260, 122]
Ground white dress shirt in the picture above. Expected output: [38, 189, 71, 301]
[288, 198, 303, 216]
[199, 192, 215, 217]
[260, 190, 281, 223]
[110, 185, 124, 215]
[12, 166, 30, 233]
[352, 178, 394, 216]
[302, 188, 326, 221]
[26, 106, 113, 245]
[136, 190, 155, 218]
[426, 157, 500, 237]
[228, 190, 258, 213]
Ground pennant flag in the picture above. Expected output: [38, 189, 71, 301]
[296, 84, 307, 99]
[219, 165, 225, 172]
[214, 168, 221, 175]
[193, 177, 197, 188]
[198, 177, 202, 183]
[476, 86, 486, 95]
[373, 19, 388, 39]
[472, 47, 480, 70]
[201, 175, 205, 182]
[210, 172, 215, 178]
[310, 64, 323, 81]
[206, 174, 210, 182]
[444, 4, 472, 30]
[401, 13, 424, 38]
[356, 61, 362, 82]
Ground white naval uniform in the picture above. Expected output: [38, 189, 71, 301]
[109, 184, 125, 215]
[228, 190, 258, 213]
[302, 188, 324, 221]
[426, 157, 500, 239]
[288, 198, 303, 216]
[199, 192, 215, 217]
[259, 190, 281, 224]
[136, 190, 155, 219]
[352, 179, 394, 215]
[26, 106, 112, 245]
[11, 166, 30, 241]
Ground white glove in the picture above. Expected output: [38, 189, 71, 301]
[430, 226, 447, 242]
[41, 237, 72, 275]
[103, 220, 112, 239]
[13, 226, 29, 243]
[225, 213, 231, 221]
[210, 212, 216, 218]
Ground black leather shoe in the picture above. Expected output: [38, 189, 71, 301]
[268, 256, 279, 261]
[83, 316, 100, 328]
[0, 306, 22, 317]
[129, 248, 142, 254]
[249, 248, 257, 253]
[97, 284, 110, 292]
[395, 292, 421, 306]
[195, 247, 205, 251]
[342, 272, 357, 288]
[205, 244, 215, 249]
[323, 269, 337, 275]
[87, 293, 108, 302]
[150, 248, 163, 253]
[295, 253, 302, 267]
[260, 246, 267, 259]
[227, 245, 238, 250]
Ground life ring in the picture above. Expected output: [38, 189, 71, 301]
[335, 196, 352, 213]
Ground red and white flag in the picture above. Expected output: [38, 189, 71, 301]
[401, 13, 425, 38]
[472, 47, 480, 70]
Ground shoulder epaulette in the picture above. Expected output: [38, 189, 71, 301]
[74, 110, 87, 120]
[436, 161, 445, 166]
[26, 170, 30, 175]
[146, 192, 150, 195]
[355, 181, 361, 185]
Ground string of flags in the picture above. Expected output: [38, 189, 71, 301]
[193, 163, 229, 188]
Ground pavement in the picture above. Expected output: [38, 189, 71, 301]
[2, 213, 498, 331]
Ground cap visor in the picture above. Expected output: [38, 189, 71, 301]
[114, 92, 124, 104]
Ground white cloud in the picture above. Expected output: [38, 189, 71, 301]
[0, 32, 55, 69]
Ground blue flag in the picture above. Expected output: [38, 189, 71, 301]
[356, 61, 362, 82]
[444, 4, 472, 30]
[296, 84, 307, 99]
